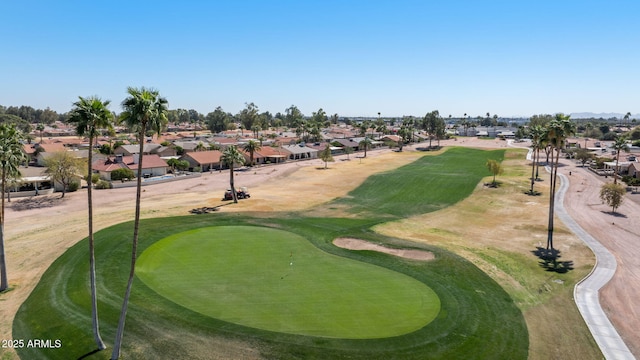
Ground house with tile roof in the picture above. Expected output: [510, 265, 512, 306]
[181, 150, 223, 172]
[93, 154, 168, 180]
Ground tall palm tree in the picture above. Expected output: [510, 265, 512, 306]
[242, 140, 261, 166]
[528, 125, 545, 194]
[612, 136, 630, 184]
[546, 114, 575, 250]
[221, 145, 245, 203]
[0, 124, 26, 292]
[111, 87, 168, 360]
[67, 96, 114, 351]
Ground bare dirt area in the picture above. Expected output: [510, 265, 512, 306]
[333, 238, 435, 261]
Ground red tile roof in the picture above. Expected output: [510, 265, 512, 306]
[184, 150, 222, 164]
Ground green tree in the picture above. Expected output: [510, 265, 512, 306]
[486, 159, 503, 186]
[600, 183, 625, 213]
[112, 87, 168, 360]
[44, 151, 84, 198]
[110, 167, 135, 181]
[67, 96, 114, 351]
[359, 137, 372, 158]
[575, 148, 593, 167]
[546, 114, 576, 250]
[206, 106, 230, 133]
[0, 124, 26, 291]
[423, 110, 440, 148]
[343, 145, 354, 160]
[242, 140, 262, 166]
[319, 144, 334, 169]
[221, 145, 246, 203]
[238, 102, 259, 135]
[611, 136, 630, 185]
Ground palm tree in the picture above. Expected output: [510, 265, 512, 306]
[242, 140, 261, 166]
[611, 136, 630, 184]
[0, 124, 26, 292]
[67, 96, 114, 351]
[36, 123, 45, 143]
[194, 142, 206, 152]
[546, 114, 576, 250]
[111, 87, 168, 360]
[221, 145, 245, 203]
[528, 125, 545, 194]
[359, 137, 372, 158]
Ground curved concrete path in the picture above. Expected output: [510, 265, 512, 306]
[555, 171, 635, 360]
[516, 141, 634, 359]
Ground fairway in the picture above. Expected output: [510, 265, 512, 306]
[137, 226, 441, 338]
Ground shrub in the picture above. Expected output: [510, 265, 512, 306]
[622, 175, 640, 186]
[111, 168, 135, 181]
[95, 180, 112, 189]
[67, 180, 80, 192]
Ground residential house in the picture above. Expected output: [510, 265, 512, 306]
[114, 143, 176, 157]
[281, 144, 319, 160]
[181, 150, 223, 172]
[93, 154, 168, 180]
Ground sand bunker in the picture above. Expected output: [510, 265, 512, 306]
[333, 238, 434, 261]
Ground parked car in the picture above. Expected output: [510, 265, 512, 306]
[224, 187, 250, 200]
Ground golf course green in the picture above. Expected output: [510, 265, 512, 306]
[136, 226, 440, 338]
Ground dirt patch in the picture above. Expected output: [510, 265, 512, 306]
[10, 195, 66, 211]
[333, 238, 435, 261]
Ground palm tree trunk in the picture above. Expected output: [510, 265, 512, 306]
[0, 168, 7, 291]
[530, 147, 536, 193]
[0, 224, 7, 291]
[546, 148, 560, 250]
[111, 129, 145, 360]
[614, 151, 620, 184]
[88, 137, 106, 350]
[230, 164, 237, 203]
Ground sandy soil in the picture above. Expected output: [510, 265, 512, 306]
[333, 238, 435, 261]
[1, 136, 638, 358]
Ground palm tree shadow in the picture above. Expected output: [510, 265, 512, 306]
[77, 348, 102, 359]
[531, 247, 574, 273]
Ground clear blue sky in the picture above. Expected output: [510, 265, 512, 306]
[1, 0, 638, 118]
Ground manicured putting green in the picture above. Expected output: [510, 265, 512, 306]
[137, 226, 440, 339]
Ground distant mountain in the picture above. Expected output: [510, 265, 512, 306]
[570, 112, 639, 119]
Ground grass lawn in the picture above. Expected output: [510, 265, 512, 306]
[13, 147, 529, 359]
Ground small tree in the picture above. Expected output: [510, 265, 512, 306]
[575, 148, 593, 167]
[44, 151, 84, 198]
[359, 137, 372, 157]
[343, 146, 353, 160]
[319, 144, 334, 169]
[111, 168, 135, 181]
[486, 159, 503, 186]
[600, 183, 625, 213]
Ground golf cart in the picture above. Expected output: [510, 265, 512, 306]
[224, 187, 250, 200]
